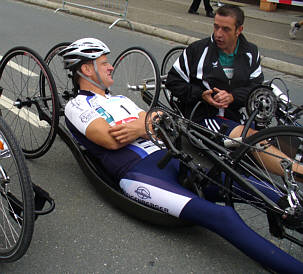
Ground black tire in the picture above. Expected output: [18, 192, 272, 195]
[44, 42, 73, 109]
[0, 116, 35, 262]
[160, 46, 185, 105]
[111, 47, 161, 111]
[226, 126, 303, 264]
[0, 47, 59, 159]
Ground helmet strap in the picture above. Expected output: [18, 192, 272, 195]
[93, 60, 107, 91]
[76, 59, 107, 91]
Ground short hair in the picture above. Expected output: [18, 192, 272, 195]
[216, 4, 244, 28]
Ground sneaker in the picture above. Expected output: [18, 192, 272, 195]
[289, 22, 300, 39]
[206, 11, 215, 18]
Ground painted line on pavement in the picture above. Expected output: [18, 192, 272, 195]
[0, 55, 39, 77]
[0, 95, 48, 128]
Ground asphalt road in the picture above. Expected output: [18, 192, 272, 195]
[1, 0, 303, 273]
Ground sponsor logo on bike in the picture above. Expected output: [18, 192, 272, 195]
[135, 186, 151, 200]
[123, 191, 169, 213]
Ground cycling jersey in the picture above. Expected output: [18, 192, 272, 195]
[65, 90, 160, 181]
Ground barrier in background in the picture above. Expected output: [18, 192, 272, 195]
[267, 0, 303, 6]
[55, 0, 133, 29]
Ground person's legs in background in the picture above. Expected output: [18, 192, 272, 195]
[188, 0, 201, 15]
[188, 0, 215, 17]
[203, 0, 215, 17]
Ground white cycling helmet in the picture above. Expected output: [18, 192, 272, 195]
[59, 38, 111, 91]
[59, 38, 110, 70]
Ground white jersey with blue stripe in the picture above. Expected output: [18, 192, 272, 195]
[65, 90, 160, 181]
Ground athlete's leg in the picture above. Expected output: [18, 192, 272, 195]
[120, 151, 303, 272]
[180, 198, 302, 273]
[202, 117, 303, 181]
[120, 171, 303, 272]
[230, 125, 303, 180]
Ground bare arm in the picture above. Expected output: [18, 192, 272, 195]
[108, 111, 148, 144]
[85, 111, 147, 150]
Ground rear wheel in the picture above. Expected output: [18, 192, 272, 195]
[0, 47, 59, 158]
[111, 47, 161, 111]
[161, 46, 185, 76]
[161, 46, 185, 106]
[0, 116, 34, 262]
[44, 42, 74, 110]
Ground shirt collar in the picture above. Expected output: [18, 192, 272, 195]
[219, 39, 240, 57]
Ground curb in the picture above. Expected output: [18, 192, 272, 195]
[16, 0, 303, 77]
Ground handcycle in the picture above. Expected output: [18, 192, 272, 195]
[109, 45, 303, 270]
[0, 45, 188, 227]
[7, 43, 303, 270]
[145, 103, 303, 270]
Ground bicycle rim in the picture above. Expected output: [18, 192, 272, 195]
[111, 47, 161, 111]
[161, 46, 185, 77]
[44, 42, 73, 109]
[160, 46, 186, 111]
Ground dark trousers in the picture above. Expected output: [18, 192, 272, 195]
[189, 0, 213, 13]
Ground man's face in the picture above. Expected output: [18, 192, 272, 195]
[92, 55, 114, 88]
[213, 14, 243, 54]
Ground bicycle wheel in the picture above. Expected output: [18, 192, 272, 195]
[160, 46, 185, 106]
[161, 46, 185, 77]
[0, 47, 59, 159]
[226, 126, 303, 265]
[44, 42, 73, 108]
[0, 116, 35, 262]
[111, 47, 161, 111]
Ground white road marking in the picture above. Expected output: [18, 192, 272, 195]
[0, 95, 48, 128]
[0, 55, 38, 77]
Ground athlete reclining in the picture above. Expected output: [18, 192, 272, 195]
[60, 38, 303, 272]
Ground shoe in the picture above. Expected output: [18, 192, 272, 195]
[206, 11, 215, 18]
[289, 22, 300, 40]
[188, 10, 199, 15]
